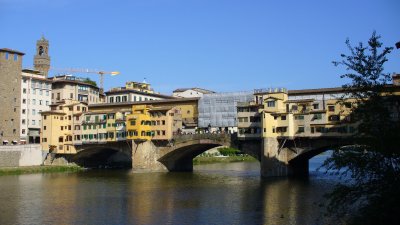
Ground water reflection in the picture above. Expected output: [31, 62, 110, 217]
[0, 155, 336, 225]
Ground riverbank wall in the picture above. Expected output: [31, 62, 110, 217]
[0, 144, 43, 167]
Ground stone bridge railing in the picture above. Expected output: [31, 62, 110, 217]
[172, 133, 233, 145]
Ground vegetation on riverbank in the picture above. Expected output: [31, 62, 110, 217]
[193, 155, 257, 164]
[0, 165, 84, 176]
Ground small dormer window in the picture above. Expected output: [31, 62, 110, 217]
[267, 101, 275, 107]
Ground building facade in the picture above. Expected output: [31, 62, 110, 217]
[40, 100, 87, 154]
[172, 88, 215, 98]
[20, 69, 52, 143]
[198, 92, 254, 133]
[126, 105, 182, 141]
[0, 48, 24, 144]
[106, 81, 175, 103]
[50, 75, 101, 104]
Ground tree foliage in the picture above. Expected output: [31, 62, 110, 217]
[323, 32, 400, 225]
[83, 77, 98, 87]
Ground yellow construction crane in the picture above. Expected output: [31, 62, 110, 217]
[50, 68, 120, 91]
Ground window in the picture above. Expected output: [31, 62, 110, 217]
[22, 129, 26, 134]
[32, 120, 36, 125]
[46, 91, 49, 96]
[5, 52, 9, 59]
[70, 93, 73, 99]
[276, 127, 287, 133]
[328, 115, 340, 122]
[32, 109, 36, 115]
[130, 120, 136, 126]
[46, 101, 49, 106]
[32, 99, 36, 105]
[122, 96, 127, 102]
[297, 126, 305, 133]
[162, 120, 165, 125]
[281, 116, 286, 120]
[313, 103, 319, 109]
[109, 97, 114, 103]
[313, 113, 322, 120]
[22, 109, 26, 114]
[14, 54, 18, 61]
[42, 138, 47, 143]
[57, 93, 60, 100]
[162, 131, 166, 135]
[44, 115, 47, 120]
[116, 96, 121, 102]
[328, 105, 335, 112]
[23, 88, 26, 94]
[32, 89, 36, 94]
[295, 115, 304, 120]
[267, 101, 275, 107]
[61, 126, 64, 130]
[39, 100, 43, 105]
[22, 99, 26, 104]
[22, 119, 26, 124]
[39, 90, 43, 95]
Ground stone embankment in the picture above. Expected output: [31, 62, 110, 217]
[0, 144, 43, 167]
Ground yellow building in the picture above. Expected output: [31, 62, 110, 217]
[81, 112, 108, 143]
[126, 104, 182, 141]
[257, 88, 358, 139]
[40, 100, 87, 154]
[126, 105, 152, 141]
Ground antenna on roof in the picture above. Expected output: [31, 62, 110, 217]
[143, 77, 147, 84]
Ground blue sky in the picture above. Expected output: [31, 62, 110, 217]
[1, 0, 399, 94]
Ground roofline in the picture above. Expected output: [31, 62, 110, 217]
[288, 87, 345, 95]
[88, 97, 199, 109]
[0, 48, 25, 55]
[50, 78, 99, 90]
[105, 89, 176, 99]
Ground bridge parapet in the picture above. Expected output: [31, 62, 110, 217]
[173, 133, 232, 145]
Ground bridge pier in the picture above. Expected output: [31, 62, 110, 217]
[131, 141, 167, 171]
[261, 137, 290, 177]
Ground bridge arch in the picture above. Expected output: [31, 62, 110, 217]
[155, 134, 262, 171]
[284, 137, 355, 176]
[72, 142, 132, 168]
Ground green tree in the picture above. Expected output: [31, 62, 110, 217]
[323, 32, 400, 225]
[83, 77, 98, 87]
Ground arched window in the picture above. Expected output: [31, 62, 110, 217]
[39, 46, 44, 55]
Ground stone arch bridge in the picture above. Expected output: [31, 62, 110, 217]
[49, 134, 355, 177]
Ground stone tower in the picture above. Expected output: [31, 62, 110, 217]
[34, 35, 50, 77]
[0, 48, 24, 143]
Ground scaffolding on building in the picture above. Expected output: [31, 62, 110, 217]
[198, 91, 254, 129]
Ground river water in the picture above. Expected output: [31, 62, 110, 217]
[0, 154, 338, 225]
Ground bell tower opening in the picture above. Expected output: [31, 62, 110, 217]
[34, 35, 50, 77]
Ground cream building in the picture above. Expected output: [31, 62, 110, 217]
[50, 75, 101, 104]
[106, 81, 175, 103]
[20, 69, 52, 143]
[172, 88, 215, 98]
